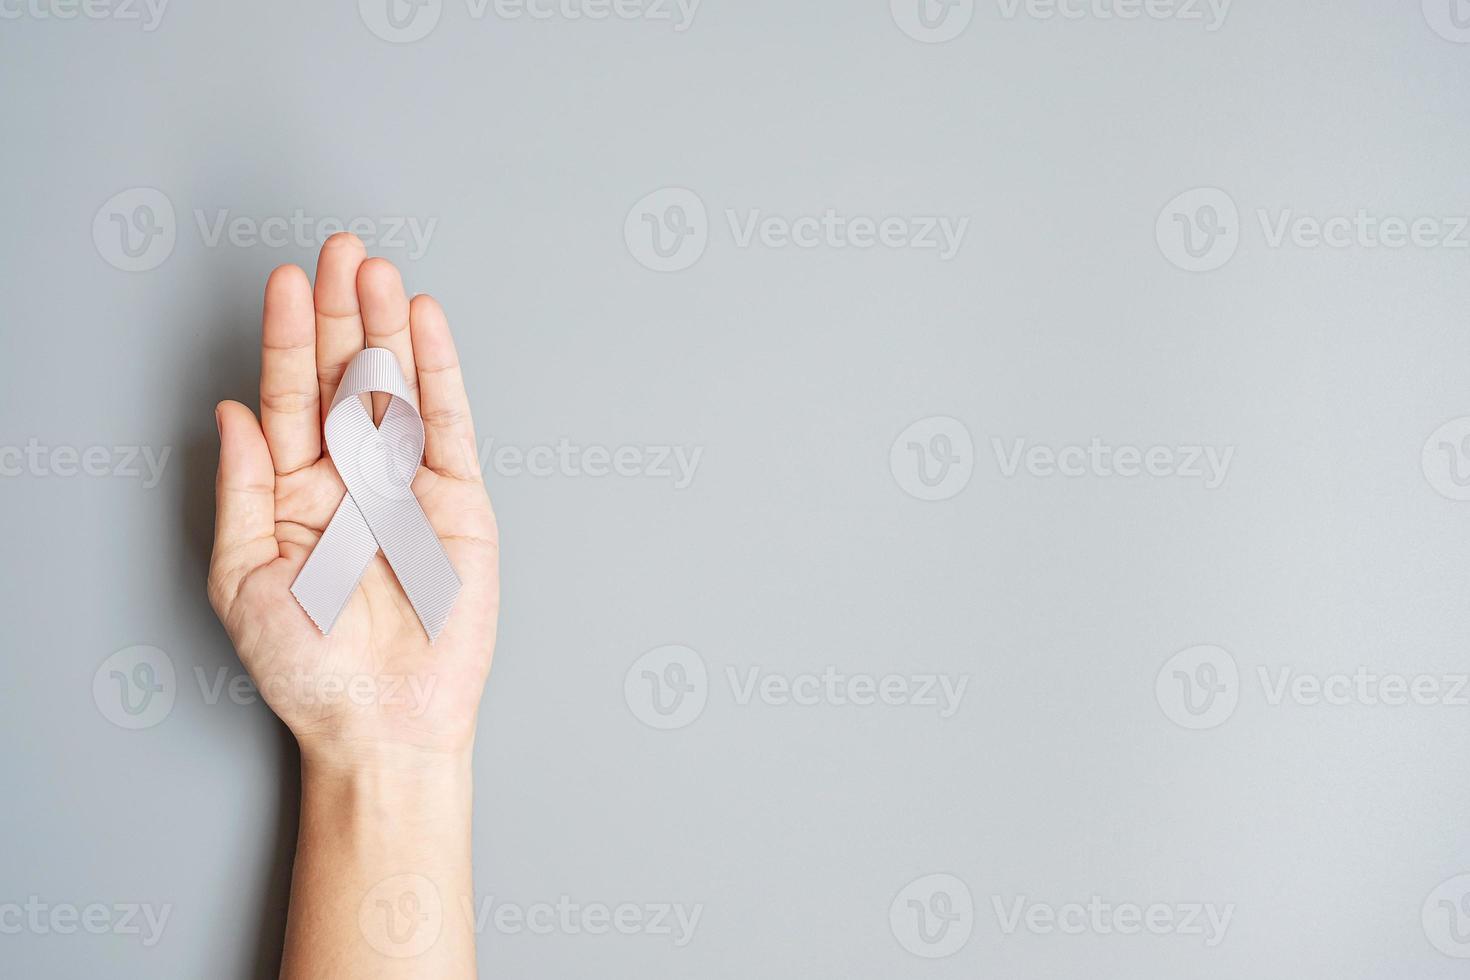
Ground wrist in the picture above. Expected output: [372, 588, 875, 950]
[296, 731, 476, 780]
[298, 750, 474, 857]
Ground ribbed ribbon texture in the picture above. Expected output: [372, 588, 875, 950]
[290, 347, 461, 643]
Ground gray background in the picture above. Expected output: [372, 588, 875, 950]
[4, 0, 1470, 976]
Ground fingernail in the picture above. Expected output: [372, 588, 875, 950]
[215, 407, 223, 439]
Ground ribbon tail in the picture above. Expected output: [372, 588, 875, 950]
[290, 494, 379, 635]
[374, 496, 462, 645]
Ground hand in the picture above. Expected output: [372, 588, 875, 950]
[207, 234, 499, 773]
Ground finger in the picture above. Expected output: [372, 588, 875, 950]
[210, 401, 278, 605]
[409, 294, 482, 481]
[259, 264, 320, 475]
[314, 232, 367, 418]
[357, 257, 418, 422]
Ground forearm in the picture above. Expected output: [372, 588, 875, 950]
[280, 749, 477, 979]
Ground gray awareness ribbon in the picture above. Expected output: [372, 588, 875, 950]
[290, 347, 461, 643]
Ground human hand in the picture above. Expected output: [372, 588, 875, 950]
[206, 234, 498, 773]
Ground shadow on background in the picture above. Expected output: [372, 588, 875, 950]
[175, 290, 298, 980]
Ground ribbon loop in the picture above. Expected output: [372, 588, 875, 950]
[291, 348, 461, 643]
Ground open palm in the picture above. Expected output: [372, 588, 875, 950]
[206, 234, 498, 766]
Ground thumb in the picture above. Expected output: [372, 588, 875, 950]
[209, 401, 277, 609]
